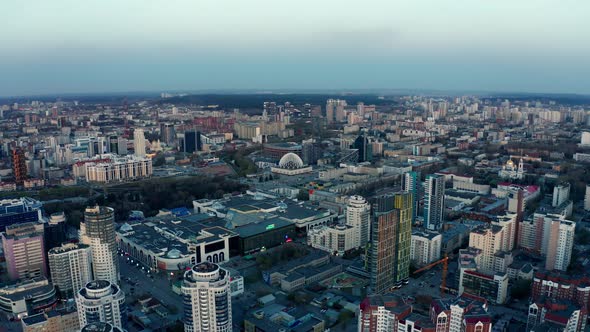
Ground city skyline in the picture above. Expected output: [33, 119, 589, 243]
[1, 0, 590, 96]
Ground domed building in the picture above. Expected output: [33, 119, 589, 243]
[271, 152, 313, 176]
[499, 158, 525, 179]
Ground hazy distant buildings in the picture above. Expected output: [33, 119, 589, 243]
[73, 154, 152, 183]
[12, 148, 27, 185]
[133, 128, 146, 157]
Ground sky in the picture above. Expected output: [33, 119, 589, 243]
[1, 0, 590, 96]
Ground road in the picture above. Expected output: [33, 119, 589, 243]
[118, 255, 184, 322]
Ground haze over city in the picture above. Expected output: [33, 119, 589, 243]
[2, 0, 590, 96]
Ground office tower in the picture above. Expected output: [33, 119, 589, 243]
[0, 197, 43, 232]
[76, 280, 126, 330]
[352, 134, 373, 163]
[402, 171, 419, 222]
[1, 222, 47, 281]
[159, 123, 176, 145]
[184, 131, 199, 154]
[346, 195, 371, 248]
[48, 243, 92, 298]
[545, 219, 575, 271]
[133, 128, 146, 157]
[43, 212, 67, 253]
[585, 184, 590, 211]
[182, 263, 232, 332]
[424, 174, 445, 231]
[368, 192, 412, 294]
[80, 206, 119, 284]
[12, 148, 28, 185]
[552, 182, 570, 208]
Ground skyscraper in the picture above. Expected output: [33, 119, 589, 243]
[346, 195, 371, 248]
[159, 123, 176, 145]
[80, 206, 119, 284]
[1, 221, 47, 281]
[48, 243, 93, 298]
[12, 148, 27, 185]
[368, 192, 413, 294]
[133, 129, 146, 157]
[182, 262, 232, 332]
[352, 134, 373, 163]
[402, 171, 419, 223]
[76, 280, 126, 330]
[424, 174, 445, 231]
[183, 131, 199, 154]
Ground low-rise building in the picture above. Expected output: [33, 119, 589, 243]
[0, 278, 57, 318]
[307, 224, 358, 255]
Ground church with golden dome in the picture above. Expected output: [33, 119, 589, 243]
[498, 158, 525, 179]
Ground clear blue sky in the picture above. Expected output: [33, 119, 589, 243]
[1, 0, 589, 96]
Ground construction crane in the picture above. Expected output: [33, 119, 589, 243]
[413, 254, 449, 296]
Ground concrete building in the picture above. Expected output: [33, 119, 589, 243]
[424, 174, 445, 231]
[76, 280, 126, 330]
[402, 171, 419, 222]
[0, 278, 57, 317]
[368, 192, 412, 294]
[585, 184, 590, 211]
[346, 195, 371, 248]
[21, 309, 79, 332]
[182, 263, 232, 332]
[48, 243, 93, 298]
[2, 221, 47, 281]
[80, 322, 123, 332]
[133, 128, 146, 157]
[358, 294, 412, 332]
[544, 219, 575, 272]
[430, 296, 492, 332]
[80, 206, 119, 284]
[73, 154, 152, 183]
[410, 229, 442, 267]
[307, 223, 358, 255]
[552, 182, 570, 208]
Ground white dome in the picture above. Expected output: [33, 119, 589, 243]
[278, 153, 304, 169]
[167, 249, 181, 259]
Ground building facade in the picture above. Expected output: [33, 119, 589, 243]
[76, 280, 126, 330]
[182, 263, 232, 332]
[307, 224, 357, 255]
[133, 128, 146, 157]
[368, 192, 412, 294]
[346, 195, 371, 249]
[424, 174, 445, 231]
[80, 206, 119, 284]
[411, 230, 442, 267]
[48, 243, 93, 298]
[2, 221, 47, 281]
[0, 197, 43, 232]
[73, 154, 152, 183]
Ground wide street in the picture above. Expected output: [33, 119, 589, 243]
[117, 254, 184, 322]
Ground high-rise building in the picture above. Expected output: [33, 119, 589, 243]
[76, 280, 126, 330]
[182, 262, 232, 332]
[410, 229, 442, 267]
[368, 192, 412, 294]
[2, 221, 47, 281]
[352, 134, 373, 163]
[402, 171, 419, 222]
[159, 123, 176, 145]
[80, 206, 119, 284]
[183, 131, 200, 154]
[552, 182, 570, 208]
[346, 195, 371, 248]
[133, 128, 146, 157]
[48, 243, 93, 298]
[43, 212, 67, 254]
[0, 197, 43, 232]
[12, 148, 28, 185]
[424, 174, 445, 230]
[585, 184, 590, 211]
[545, 219, 575, 271]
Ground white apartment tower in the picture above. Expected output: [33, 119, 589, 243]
[552, 182, 570, 208]
[346, 195, 371, 248]
[182, 263, 232, 332]
[545, 219, 575, 271]
[133, 128, 146, 157]
[48, 243, 93, 298]
[410, 229, 442, 266]
[80, 206, 119, 284]
[76, 280, 126, 330]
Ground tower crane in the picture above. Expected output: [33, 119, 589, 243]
[412, 254, 449, 296]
